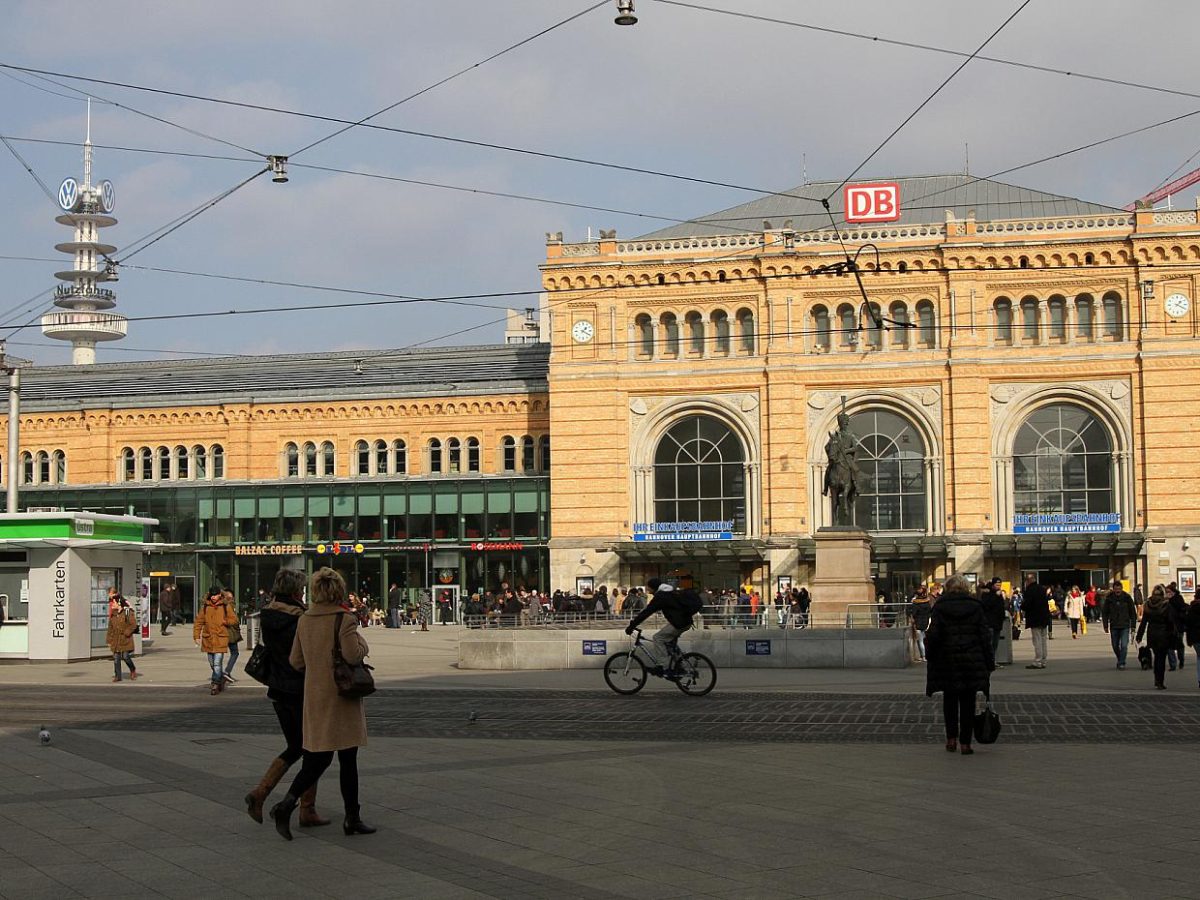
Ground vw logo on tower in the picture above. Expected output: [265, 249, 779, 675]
[99, 179, 116, 213]
[58, 177, 79, 211]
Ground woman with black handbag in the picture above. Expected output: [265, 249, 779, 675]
[925, 573, 995, 756]
[271, 567, 375, 840]
[243, 568, 330, 829]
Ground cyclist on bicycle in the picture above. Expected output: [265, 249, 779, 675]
[625, 578, 700, 679]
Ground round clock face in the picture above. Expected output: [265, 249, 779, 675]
[571, 320, 594, 343]
[1165, 293, 1190, 318]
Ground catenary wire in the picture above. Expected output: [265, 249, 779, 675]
[828, 0, 1032, 199]
[0, 134, 61, 208]
[0, 68, 95, 103]
[291, 0, 607, 158]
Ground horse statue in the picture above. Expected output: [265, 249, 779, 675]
[822, 410, 860, 526]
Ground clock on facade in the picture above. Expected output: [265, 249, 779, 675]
[571, 320, 595, 343]
[1165, 293, 1190, 318]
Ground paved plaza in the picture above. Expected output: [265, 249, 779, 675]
[3, 627, 1199, 899]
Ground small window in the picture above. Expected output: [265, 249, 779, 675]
[712, 310, 730, 354]
[656, 273, 665, 285]
[660, 313, 679, 356]
[392, 439, 407, 475]
[429, 438, 442, 474]
[994, 298, 1013, 344]
[156, 446, 170, 480]
[812, 305, 830, 350]
[837, 304, 857, 347]
[865, 303, 883, 349]
[374, 439, 388, 475]
[737, 308, 755, 353]
[1020, 297, 1039, 342]
[139, 447, 152, 482]
[354, 440, 369, 476]
[1102, 292, 1123, 339]
[897, 261, 907, 274]
[320, 442, 335, 477]
[212, 445, 224, 479]
[21, 451, 33, 486]
[717, 270, 726, 283]
[1084, 252, 1095, 265]
[303, 442, 317, 477]
[122, 447, 135, 482]
[1019, 255, 1030, 269]
[284, 443, 298, 478]
[193, 444, 208, 479]
[447, 437, 462, 474]
[37, 451, 50, 486]
[467, 437, 480, 473]
[501, 436, 516, 472]
[53, 450, 66, 485]
[889, 302, 910, 348]
[176, 445, 190, 480]
[521, 435, 535, 473]
[635, 314, 654, 357]
[538, 435, 550, 473]
[916, 300, 936, 348]
[1075, 295, 1093, 340]
[686, 311, 704, 354]
[1048, 296, 1066, 341]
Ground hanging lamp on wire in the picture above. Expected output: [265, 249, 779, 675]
[614, 1, 637, 25]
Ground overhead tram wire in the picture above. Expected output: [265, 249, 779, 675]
[0, 135, 260, 166]
[827, 0, 1032, 200]
[0, 134, 62, 208]
[290, 0, 607, 158]
[654, 0, 1200, 104]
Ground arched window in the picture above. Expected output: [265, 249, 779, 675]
[686, 311, 704, 354]
[122, 447, 135, 482]
[653, 415, 746, 531]
[994, 298, 1013, 345]
[53, 450, 66, 485]
[374, 439, 388, 475]
[712, 310, 730, 354]
[1013, 404, 1113, 517]
[157, 446, 170, 480]
[635, 314, 654, 357]
[21, 451, 33, 486]
[320, 442, 335, 477]
[865, 303, 883, 349]
[889, 302, 910, 348]
[1020, 297, 1039, 342]
[660, 312, 680, 356]
[1048, 295, 1066, 341]
[392, 439, 407, 475]
[1019, 255, 1030, 269]
[139, 447, 153, 482]
[212, 445, 224, 479]
[521, 435, 535, 472]
[37, 451, 50, 486]
[837, 304, 857, 347]
[303, 442, 317, 477]
[1075, 294, 1094, 340]
[193, 445, 208, 479]
[737, 308, 755, 353]
[501, 436, 516, 472]
[1102, 291, 1123, 339]
[916, 300, 936, 348]
[467, 437, 481, 473]
[812, 305, 831, 351]
[538, 435, 550, 472]
[354, 440, 370, 476]
[1084, 252, 1095, 265]
[447, 437, 462, 474]
[284, 443, 298, 478]
[429, 438, 442, 474]
[849, 409, 927, 531]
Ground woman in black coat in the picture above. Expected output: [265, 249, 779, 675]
[1185, 591, 1200, 689]
[925, 574, 995, 755]
[1137, 584, 1176, 689]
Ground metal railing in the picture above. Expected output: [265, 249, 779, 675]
[457, 603, 913, 631]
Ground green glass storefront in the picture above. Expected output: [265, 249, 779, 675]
[19, 477, 550, 619]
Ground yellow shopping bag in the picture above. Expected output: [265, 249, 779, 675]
[1081, 618, 1087, 635]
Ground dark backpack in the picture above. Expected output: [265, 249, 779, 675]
[678, 590, 703, 616]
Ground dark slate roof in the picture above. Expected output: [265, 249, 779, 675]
[637, 174, 1122, 240]
[11, 343, 550, 410]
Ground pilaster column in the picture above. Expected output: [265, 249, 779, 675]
[1037, 299, 1049, 345]
[745, 461, 759, 537]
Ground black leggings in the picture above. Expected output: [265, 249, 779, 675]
[271, 697, 304, 766]
[1152, 647, 1168, 685]
[286, 747, 359, 812]
[943, 689, 976, 745]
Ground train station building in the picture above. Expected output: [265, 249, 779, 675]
[5, 173, 1200, 617]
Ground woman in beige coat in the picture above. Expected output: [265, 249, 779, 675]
[271, 567, 375, 840]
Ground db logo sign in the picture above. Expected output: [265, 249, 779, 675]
[843, 182, 901, 223]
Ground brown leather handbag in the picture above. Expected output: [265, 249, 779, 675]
[332, 612, 375, 698]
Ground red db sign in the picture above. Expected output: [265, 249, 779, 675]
[843, 182, 900, 223]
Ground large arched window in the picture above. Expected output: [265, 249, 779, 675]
[686, 311, 704, 354]
[538, 435, 550, 472]
[837, 303, 857, 347]
[320, 442, 335, 476]
[122, 447, 135, 482]
[37, 451, 50, 486]
[653, 415, 746, 531]
[712, 310, 730, 354]
[501, 436, 516, 472]
[1020, 296, 1039, 342]
[849, 409, 926, 531]
[139, 447, 153, 481]
[156, 446, 170, 480]
[467, 437, 481, 473]
[177, 445, 190, 480]
[211, 445, 225, 479]
[635, 314, 654, 357]
[284, 443, 298, 478]
[1102, 291, 1123, 339]
[303, 442, 317, 477]
[354, 440, 370, 476]
[53, 450, 66, 485]
[916, 300, 936, 348]
[21, 451, 33, 486]
[447, 437, 462, 474]
[1048, 295, 1066, 341]
[737, 307, 755, 353]
[660, 312, 680, 356]
[1013, 404, 1113, 517]
[373, 439, 388, 475]
[429, 438, 443, 474]
[865, 303, 883, 349]
[994, 298, 1013, 345]
[811, 305, 831, 351]
[521, 435, 536, 472]
[1075, 294, 1094, 340]
[193, 444, 208, 479]
[392, 439, 407, 475]
[889, 302, 910, 348]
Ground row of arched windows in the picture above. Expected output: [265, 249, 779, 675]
[19, 450, 66, 486]
[811, 300, 937, 351]
[120, 445, 223, 482]
[634, 308, 756, 358]
[287, 436, 550, 478]
[993, 292, 1123, 345]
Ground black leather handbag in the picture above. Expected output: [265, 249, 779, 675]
[244, 643, 271, 685]
[332, 612, 376, 699]
[973, 697, 1001, 744]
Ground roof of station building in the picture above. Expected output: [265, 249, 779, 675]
[637, 174, 1122, 240]
[13, 342, 551, 410]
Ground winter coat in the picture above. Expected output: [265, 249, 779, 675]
[106, 608, 137, 654]
[1064, 593, 1085, 620]
[1185, 600, 1200, 648]
[289, 604, 369, 752]
[978, 589, 1006, 634]
[1136, 597, 1176, 650]
[1102, 589, 1137, 630]
[925, 591, 994, 697]
[260, 598, 306, 701]
[1167, 592, 1188, 638]
[1021, 583, 1052, 628]
[193, 597, 237, 653]
[908, 598, 932, 631]
[629, 585, 696, 631]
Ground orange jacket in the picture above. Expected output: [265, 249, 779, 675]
[193, 597, 237, 653]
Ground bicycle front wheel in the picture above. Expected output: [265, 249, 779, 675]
[674, 652, 717, 696]
[603, 651, 647, 695]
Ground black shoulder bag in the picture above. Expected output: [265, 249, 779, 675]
[332, 611, 376, 699]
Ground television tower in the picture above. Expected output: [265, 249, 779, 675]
[41, 101, 127, 364]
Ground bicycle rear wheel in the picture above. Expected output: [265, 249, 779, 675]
[674, 652, 717, 696]
[603, 651, 647, 695]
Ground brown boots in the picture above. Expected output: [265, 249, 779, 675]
[298, 785, 330, 827]
[245, 757, 288, 823]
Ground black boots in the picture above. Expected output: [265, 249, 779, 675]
[270, 793, 299, 841]
[343, 805, 377, 836]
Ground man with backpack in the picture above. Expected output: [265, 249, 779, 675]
[625, 578, 701, 679]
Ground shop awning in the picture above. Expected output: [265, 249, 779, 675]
[610, 539, 768, 562]
[983, 532, 1146, 557]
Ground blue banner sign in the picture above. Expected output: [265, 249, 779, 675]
[1012, 513, 1120, 534]
[632, 520, 734, 542]
[745, 640, 771, 656]
[582, 640, 607, 656]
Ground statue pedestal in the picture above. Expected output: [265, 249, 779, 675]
[810, 527, 875, 625]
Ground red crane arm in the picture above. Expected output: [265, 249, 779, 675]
[1125, 164, 1200, 211]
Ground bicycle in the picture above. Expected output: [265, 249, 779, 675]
[603, 628, 717, 696]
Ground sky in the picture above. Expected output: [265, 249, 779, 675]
[1, 0, 1198, 365]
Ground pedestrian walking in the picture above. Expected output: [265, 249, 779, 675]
[979, 577, 1007, 662]
[386, 582, 401, 628]
[244, 568, 330, 829]
[1101, 579, 1137, 669]
[1186, 591, 1200, 690]
[925, 574, 994, 756]
[194, 586, 237, 695]
[1022, 575, 1051, 669]
[106, 596, 139, 682]
[418, 589, 433, 632]
[270, 567, 375, 840]
[1136, 585, 1176, 689]
[222, 590, 242, 683]
[1166, 583, 1188, 672]
[1064, 586, 1085, 639]
[158, 582, 176, 635]
[908, 585, 933, 662]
